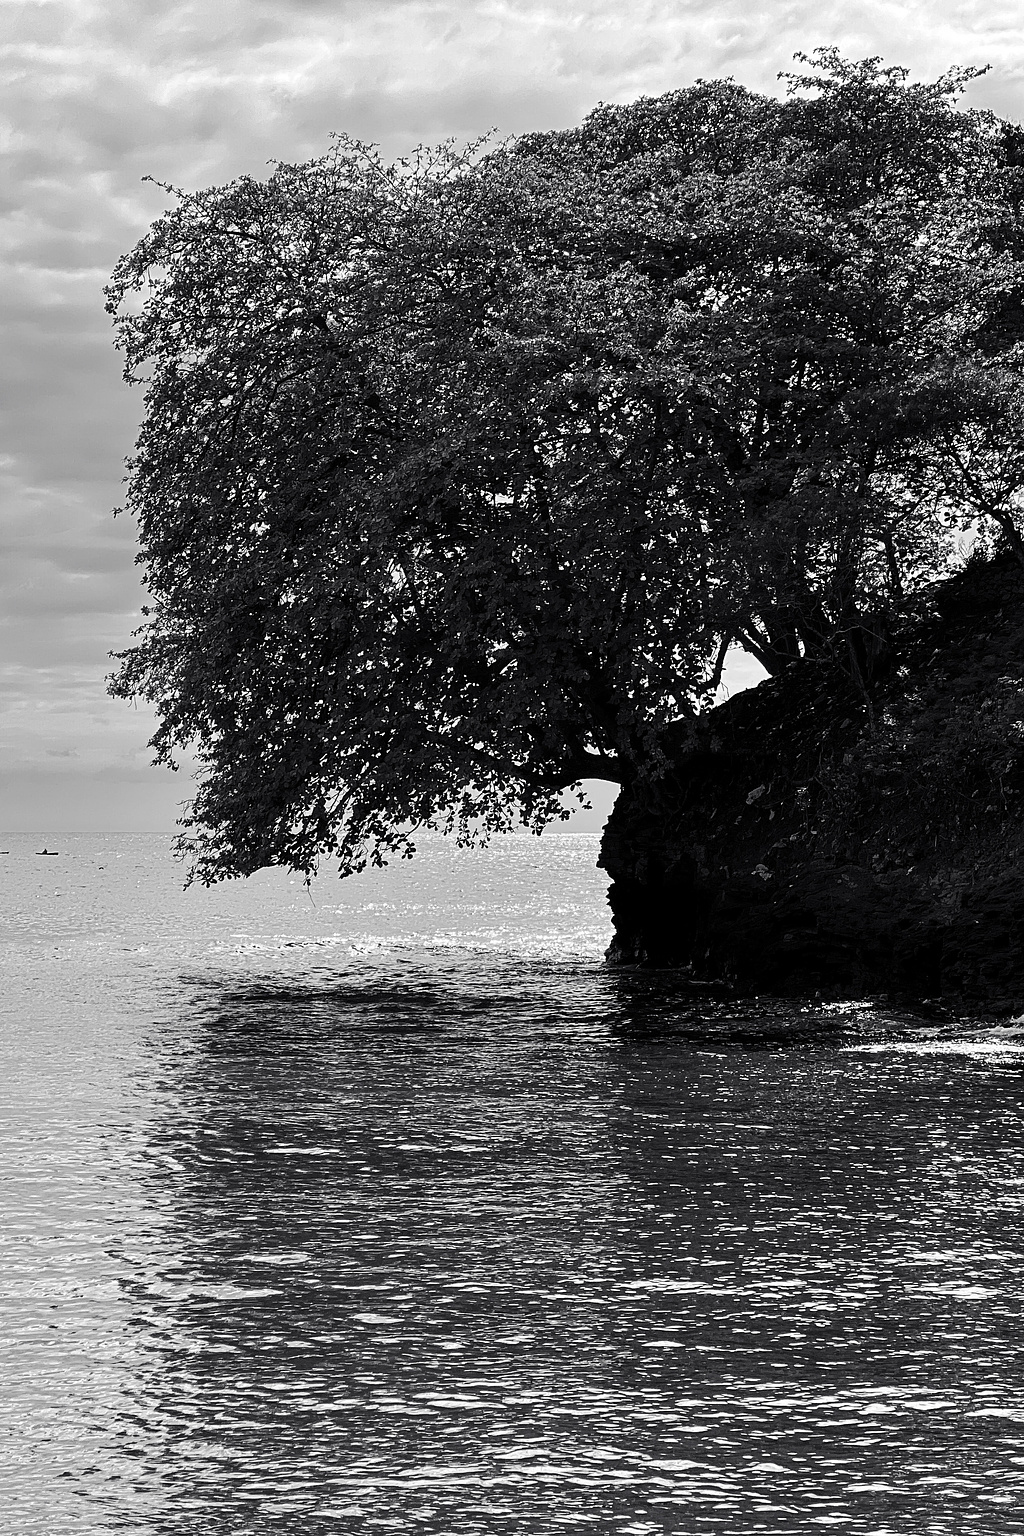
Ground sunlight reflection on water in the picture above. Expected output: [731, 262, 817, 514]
[3, 835, 1024, 1533]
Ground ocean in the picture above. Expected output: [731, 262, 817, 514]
[3, 831, 1024, 1534]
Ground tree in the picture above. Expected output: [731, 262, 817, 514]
[106, 50, 1024, 883]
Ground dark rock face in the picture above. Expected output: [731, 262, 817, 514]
[600, 554, 1024, 1012]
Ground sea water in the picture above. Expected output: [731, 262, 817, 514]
[3, 832, 1024, 1534]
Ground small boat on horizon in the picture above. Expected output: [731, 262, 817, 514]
[35, 849, 59, 856]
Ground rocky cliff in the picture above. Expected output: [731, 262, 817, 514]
[600, 553, 1024, 1012]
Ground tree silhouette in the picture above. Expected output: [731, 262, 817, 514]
[107, 51, 1024, 881]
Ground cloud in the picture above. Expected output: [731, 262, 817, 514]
[2, 0, 1023, 829]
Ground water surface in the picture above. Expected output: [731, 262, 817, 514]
[3, 834, 1024, 1533]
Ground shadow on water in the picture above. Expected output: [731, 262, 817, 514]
[111, 959, 1024, 1533]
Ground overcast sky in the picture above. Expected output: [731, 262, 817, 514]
[3, 0, 1023, 835]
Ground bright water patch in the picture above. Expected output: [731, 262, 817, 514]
[3, 835, 1024, 1533]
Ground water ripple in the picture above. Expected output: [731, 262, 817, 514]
[4, 836, 1024, 1531]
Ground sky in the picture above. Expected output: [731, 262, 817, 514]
[3, 0, 1024, 836]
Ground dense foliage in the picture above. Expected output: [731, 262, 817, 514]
[107, 50, 1024, 880]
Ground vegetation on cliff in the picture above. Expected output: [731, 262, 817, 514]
[602, 552, 1024, 1006]
[106, 51, 1024, 892]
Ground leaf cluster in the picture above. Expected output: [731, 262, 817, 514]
[105, 51, 1024, 880]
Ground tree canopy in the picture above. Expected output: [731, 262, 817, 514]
[107, 49, 1024, 882]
